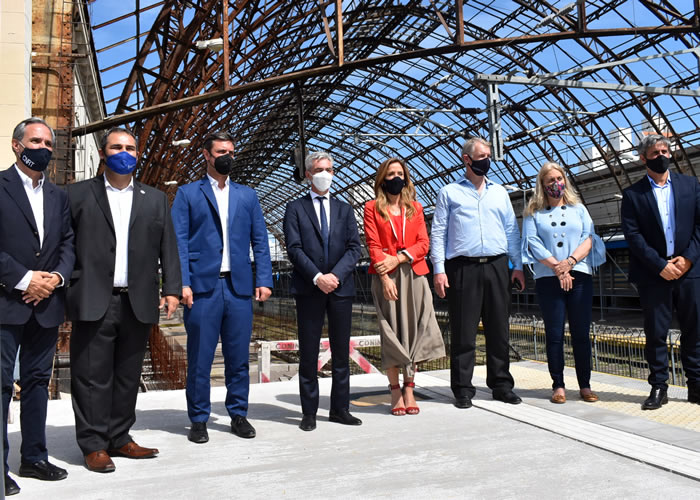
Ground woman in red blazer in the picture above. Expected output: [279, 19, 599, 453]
[364, 158, 445, 416]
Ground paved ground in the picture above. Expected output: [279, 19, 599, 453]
[6, 363, 700, 499]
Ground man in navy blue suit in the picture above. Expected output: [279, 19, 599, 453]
[283, 151, 362, 432]
[0, 118, 74, 495]
[622, 133, 700, 410]
[171, 132, 272, 444]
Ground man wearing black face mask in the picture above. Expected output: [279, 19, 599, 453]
[0, 117, 75, 495]
[622, 134, 700, 409]
[171, 132, 272, 444]
[430, 137, 524, 409]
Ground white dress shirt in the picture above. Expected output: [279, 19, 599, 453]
[14, 165, 45, 291]
[105, 174, 134, 287]
[208, 174, 230, 273]
[309, 190, 331, 285]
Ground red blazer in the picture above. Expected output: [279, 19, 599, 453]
[363, 200, 430, 275]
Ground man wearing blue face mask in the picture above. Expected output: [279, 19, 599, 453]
[431, 137, 524, 409]
[66, 127, 181, 472]
[283, 151, 363, 431]
[0, 117, 75, 495]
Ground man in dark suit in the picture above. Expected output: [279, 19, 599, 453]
[67, 127, 181, 472]
[0, 117, 74, 495]
[621, 133, 700, 410]
[171, 132, 272, 444]
[283, 151, 362, 432]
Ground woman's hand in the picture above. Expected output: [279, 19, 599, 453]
[553, 258, 574, 277]
[382, 276, 399, 301]
[374, 253, 400, 275]
[558, 271, 574, 291]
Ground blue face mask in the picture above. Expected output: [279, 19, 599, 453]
[105, 151, 138, 175]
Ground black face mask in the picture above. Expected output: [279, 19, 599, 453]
[646, 155, 670, 174]
[468, 155, 490, 176]
[214, 155, 233, 175]
[20, 146, 52, 172]
[382, 176, 405, 195]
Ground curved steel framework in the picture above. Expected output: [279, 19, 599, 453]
[82, 1, 700, 241]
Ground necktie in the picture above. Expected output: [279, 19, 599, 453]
[319, 197, 329, 265]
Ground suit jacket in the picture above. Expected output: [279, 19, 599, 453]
[170, 178, 273, 296]
[0, 166, 75, 327]
[363, 200, 430, 275]
[66, 176, 182, 324]
[621, 171, 700, 285]
[283, 193, 362, 297]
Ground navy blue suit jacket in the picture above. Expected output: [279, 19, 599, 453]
[621, 171, 700, 285]
[283, 193, 361, 297]
[0, 165, 74, 327]
[171, 178, 273, 296]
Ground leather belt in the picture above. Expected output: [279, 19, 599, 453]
[450, 254, 505, 264]
[112, 287, 128, 294]
[219, 272, 231, 278]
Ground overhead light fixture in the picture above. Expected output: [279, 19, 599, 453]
[164, 180, 178, 186]
[535, 1, 577, 29]
[171, 139, 191, 147]
[195, 38, 224, 51]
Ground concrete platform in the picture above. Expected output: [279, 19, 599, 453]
[7, 362, 700, 499]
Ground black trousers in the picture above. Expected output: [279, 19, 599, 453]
[294, 290, 352, 415]
[1, 315, 58, 472]
[638, 277, 700, 390]
[70, 293, 150, 454]
[445, 255, 514, 399]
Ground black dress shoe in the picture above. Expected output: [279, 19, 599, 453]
[454, 397, 472, 409]
[19, 459, 68, 481]
[299, 414, 316, 431]
[328, 409, 362, 426]
[188, 422, 209, 443]
[231, 415, 256, 438]
[4, 476, 20, 496]
[642, 388, 668, 410]
[493, 390, 522, 405]
[687, 384, 700, 404]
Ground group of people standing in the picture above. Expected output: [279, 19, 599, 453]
[1, 116, 698, 497]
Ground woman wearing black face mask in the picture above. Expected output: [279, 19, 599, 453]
[363, 158, 445, 416]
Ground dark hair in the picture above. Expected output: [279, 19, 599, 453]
[12, 117, 56, 144]
[202, 132, 235, 153]
[100, 127, 138, 152]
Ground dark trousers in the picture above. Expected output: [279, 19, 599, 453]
[184, 277, 252, 422]
[535, 272, 593, 390]
[445, 255, 514, 399]
[70, 293, 150, 455]
[295, 290, 352, 415]
[1, 315, 57, 472]
[638, 277, 700, 390]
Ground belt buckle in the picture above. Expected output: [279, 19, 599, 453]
[478, 257, 488, 264]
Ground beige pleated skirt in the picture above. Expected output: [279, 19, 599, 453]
[371, 263, 446, 377]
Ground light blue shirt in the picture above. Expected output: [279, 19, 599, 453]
[648, 174, 675, 257]
[522, 204, 603, 279]
[430, 175, 522, 274]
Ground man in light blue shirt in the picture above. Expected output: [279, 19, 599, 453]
[431, 137, 524, 408]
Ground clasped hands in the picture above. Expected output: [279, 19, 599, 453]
[553, 259, 574, 292]
[376, 253, 401, 301]
[660, 256, 691, 281]
[22, 271, 60, 305]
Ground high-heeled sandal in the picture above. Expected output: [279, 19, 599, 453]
[389, 384, 406, 416]
[403, 381, 420, 415]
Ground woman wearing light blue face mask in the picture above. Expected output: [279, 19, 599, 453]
[522, 162, 606, 404]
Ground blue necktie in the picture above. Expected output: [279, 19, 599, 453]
[319, 197, 329, 265]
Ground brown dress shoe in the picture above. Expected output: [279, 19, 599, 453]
[108, 441, 159, 459]
[580, 390, 599, 403]
[550, 393, 566, 404]
[85, 450, 115, 473]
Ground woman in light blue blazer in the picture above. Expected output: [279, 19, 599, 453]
[522, 162, 605, 404]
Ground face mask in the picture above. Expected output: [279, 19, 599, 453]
[382, 176, 405, 195]
[544, 180, 566, 199]
[19, 145, 52, 172]
[468, 155, 490, 176]
[214, 154, 233, 175]
[311, 171, 333, 192]
[646, 155, 670, 174]
[105, 151, 137, 175]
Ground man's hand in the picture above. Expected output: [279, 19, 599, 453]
[382, 276, 399, 301]
[159, 295, 180, 319]
[181, 286, 194, 308]
[316, 273, 339, 294]
[255, 287, 272, 302]
[511, 270, 525, 292]
[374, 253, 400, 275]
[660, 261, 683, 281]
[434, 273, 449, 298]
[670, 256, 692, 277]
[22, 271, 57, 305]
